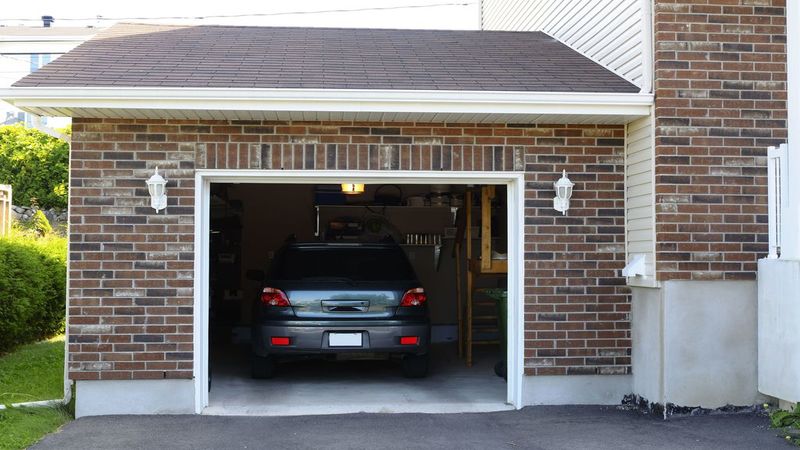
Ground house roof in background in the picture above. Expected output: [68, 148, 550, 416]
[0, 26, 99, 39]
[12, 22, 640, 93]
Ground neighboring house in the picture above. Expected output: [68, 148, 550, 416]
[0, 0, 794, 417]
[0, 24, 97, 128]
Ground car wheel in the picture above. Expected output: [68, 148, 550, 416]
[402, 354, 429, 378]
[251, 354, 276, 379]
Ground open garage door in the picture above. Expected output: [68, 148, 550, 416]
[193, 172, 525, 415]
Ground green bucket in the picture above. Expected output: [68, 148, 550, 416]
[483, 288, 507, 354]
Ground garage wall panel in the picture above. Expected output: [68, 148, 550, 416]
[68, 119, 630, 380]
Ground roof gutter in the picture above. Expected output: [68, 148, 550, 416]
[0, 87, 653, 118]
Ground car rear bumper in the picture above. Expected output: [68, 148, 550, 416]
[252, 320, 430, 356]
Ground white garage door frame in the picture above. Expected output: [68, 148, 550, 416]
[192, 169, 526, 413]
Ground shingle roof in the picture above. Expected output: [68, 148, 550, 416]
[13, 23, 640, 93]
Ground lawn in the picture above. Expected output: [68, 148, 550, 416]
[0, 336, 69, 449]
[0, 406, 71, 449]
[0, 336, 65, 404]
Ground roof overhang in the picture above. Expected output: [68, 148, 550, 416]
[0, 87, 653, 124]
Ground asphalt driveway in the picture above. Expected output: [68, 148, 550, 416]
[33, 406, 790, 450]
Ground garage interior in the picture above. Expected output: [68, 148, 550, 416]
[205, 182, 512, 415]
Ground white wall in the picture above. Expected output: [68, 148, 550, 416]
[480, 0, 648, 90]
[758, 259, 800, 403]
[625, 115, 656, 286]
[632, 281, 766, 409]
[630, 287, 661, 403]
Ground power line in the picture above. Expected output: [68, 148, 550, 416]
[0, 2, 474, 23]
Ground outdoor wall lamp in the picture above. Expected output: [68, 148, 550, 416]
[341, 183, 365, 195]
[146, 167, 167, 213]
[553, 170, 574, 215]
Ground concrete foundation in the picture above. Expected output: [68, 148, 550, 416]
[75, 379, 195, 418]
[632, 280, 766, 410]
[522, 375, 631, 405]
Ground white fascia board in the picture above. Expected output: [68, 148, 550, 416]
[0, 87, 653, 117]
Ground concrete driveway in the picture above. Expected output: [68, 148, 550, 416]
[33, 406, 790, 450]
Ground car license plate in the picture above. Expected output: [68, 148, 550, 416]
[329, 332, 362, 347]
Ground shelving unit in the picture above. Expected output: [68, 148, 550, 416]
[314, 205, 454, 238]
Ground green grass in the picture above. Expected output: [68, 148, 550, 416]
[0, 405, 71, 449]
[0, 336, 64, 404]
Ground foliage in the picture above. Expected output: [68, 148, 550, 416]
[770, 404, 800, 446]
[0, 232, 67, 353]
[0, 405, 71, 449]
[0, 336, 64, 404]
[30, 210, 53, 237]
[0, 124, 69, 209]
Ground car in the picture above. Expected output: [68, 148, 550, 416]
[247, 242, 431, 379]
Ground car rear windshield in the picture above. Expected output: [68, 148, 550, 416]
[270, 246, 416, 281]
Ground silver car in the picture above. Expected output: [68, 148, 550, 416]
[248, 242, 431, 378]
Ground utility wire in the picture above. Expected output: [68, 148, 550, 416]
[0, 2, 474, 22]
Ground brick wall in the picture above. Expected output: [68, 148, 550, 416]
[68, 118, 630, 380]
[654, 0, 787, 281]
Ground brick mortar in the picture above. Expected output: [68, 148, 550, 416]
[68, 118, 630, 379]
[653, 0, 788, 281]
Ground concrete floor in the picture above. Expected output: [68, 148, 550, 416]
[204, 343, 511, 416]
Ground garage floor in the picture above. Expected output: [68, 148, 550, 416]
[204, 343, 511, 416]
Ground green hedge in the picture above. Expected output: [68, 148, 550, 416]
[0, 124, 69, 209]
[0, 234, 66, 353]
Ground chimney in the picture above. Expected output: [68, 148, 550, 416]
[41, 16, 54, 28]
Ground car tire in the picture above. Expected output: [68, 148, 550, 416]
[402, 354, 429, 378]
[251, 354, 276, 379]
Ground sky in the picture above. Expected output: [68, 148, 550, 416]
[0, 0, 479, 30]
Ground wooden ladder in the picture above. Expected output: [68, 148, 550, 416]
[456, 186, 507, 367]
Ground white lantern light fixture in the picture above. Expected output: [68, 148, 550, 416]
[553, 170, 574, 215]
[146, 167, 167, 213]
[341, 183, 365, 195]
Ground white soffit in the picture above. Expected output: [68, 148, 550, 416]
[0, 87, 653, 124]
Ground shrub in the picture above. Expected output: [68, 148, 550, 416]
[771, 404, 800, 446]
[0, 124, 69, 209]
[0, 233, 66, 353]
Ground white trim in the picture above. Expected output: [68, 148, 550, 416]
[783, 0, 799, 258]
[1, 86, 653, 119]
[192, 170, 526, 413]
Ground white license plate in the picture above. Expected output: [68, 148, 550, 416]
[329, 332, 363, 347]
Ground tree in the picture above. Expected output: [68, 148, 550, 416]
[0, 124, 69, 209]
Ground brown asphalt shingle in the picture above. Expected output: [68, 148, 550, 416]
[13, 23, 640, 93]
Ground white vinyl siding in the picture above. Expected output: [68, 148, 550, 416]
[625, 114, 656, 286]
[481, 0, 647, 90]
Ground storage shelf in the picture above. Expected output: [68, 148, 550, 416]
[316, 205, 453, 210]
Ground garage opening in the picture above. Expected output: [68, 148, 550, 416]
[203, 181, 515, 415]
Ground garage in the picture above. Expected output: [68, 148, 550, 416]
[198, 175, 524, 415]
[0, 22, 651, 416]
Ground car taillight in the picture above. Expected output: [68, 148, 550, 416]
[260, 287, 290, 307]
[400, 336, 419, 345]
[400, 288, 426, 307]
[271, 337, 290, 346]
